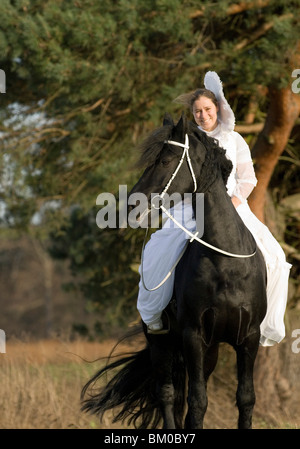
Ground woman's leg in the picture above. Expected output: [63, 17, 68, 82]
[137, 202, 196, 330]
[137, 226, 189, 328]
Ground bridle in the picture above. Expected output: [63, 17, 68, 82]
[141, 133, 256, 291]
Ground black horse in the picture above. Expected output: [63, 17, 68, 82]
[81, 114, 267, 429]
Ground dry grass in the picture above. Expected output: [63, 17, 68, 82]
[0, 338, 139, 429]
[0, 337, 298, 429]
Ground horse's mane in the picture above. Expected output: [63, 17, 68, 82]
[136, 120, 233, 189]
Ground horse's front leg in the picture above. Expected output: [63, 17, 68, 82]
[235, 332, 260, 429]
[158, 382, 176, 429]
[183, 327, 208, 429]
[149, 336, 176, 429]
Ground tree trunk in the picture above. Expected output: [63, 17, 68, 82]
[248, 85, 300, 426]
[248, 86, 300, 222]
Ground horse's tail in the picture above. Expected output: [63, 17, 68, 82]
[81, 335, 186, 429]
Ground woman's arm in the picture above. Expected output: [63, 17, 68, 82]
[231, 133, 257, 208]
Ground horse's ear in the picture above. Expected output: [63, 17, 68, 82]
[163, 112, 174, 127]
[174, 113, 187, 138]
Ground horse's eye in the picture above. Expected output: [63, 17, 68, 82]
[161, 159, 170, 167]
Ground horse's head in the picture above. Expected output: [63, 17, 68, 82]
[128, 113, 232, 227]
[128, 114, 203, 227]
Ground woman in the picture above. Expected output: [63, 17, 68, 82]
[137, 71, 291, 346]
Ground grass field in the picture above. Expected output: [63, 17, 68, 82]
[0, 338, 138, 429]
[0, 337, 299, 429]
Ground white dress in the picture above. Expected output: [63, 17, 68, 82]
[137, 123, 291, 346]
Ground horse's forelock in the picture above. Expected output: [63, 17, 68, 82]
[137, 125, 173, 168]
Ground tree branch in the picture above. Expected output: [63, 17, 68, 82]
[234, 14, 293, 51]
[190, 0, 271, 19]
[235, 123, 264, 133]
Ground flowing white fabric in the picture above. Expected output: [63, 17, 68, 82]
[137, 123, 291, 346]
[204, 71, 235, 132]
[236, 202, 291, 346]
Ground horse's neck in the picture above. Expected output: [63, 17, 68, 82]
[199, 179, 251, 251]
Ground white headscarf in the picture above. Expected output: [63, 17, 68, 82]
[204, 71, 235, 132]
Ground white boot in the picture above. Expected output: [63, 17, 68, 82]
[147, 318, 169, 334]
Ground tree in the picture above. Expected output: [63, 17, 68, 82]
[0, 0, 300, 422]
[249, 72, 300, 222]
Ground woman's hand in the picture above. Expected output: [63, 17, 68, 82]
[231, 196, 242, 209]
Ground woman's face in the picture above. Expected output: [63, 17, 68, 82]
[192, 96, 219, 132]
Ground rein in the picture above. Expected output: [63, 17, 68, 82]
[141, 133, 256, 291]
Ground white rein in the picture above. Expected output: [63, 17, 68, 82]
[141, 133, 256, 291]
